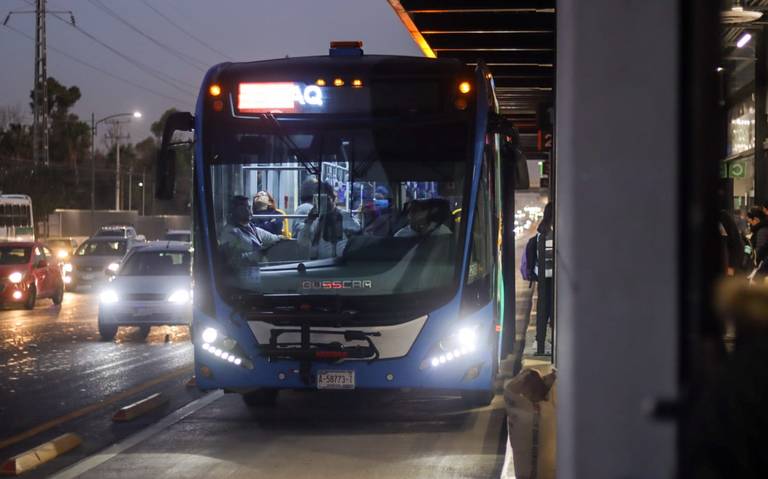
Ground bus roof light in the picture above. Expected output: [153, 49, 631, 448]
[333, 78, 345, 87]
[316, 78, 327, 86]
[329, 41, 364, 57]
[351, 79, 363, 88]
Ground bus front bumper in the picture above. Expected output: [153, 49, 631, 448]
[192, 344, 494, 392]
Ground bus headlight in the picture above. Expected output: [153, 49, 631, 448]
[63, 263, 73, 273]
[421, 325, 479, 370]
[57, 250, 69, 259]
[107, 262, 120, 272]
[199, 327, 252, 369]
[167, 289, 191, 305]
[100, 289, 119, 304]
[8, 272, 23, 283]
[201, 327, 218, 344]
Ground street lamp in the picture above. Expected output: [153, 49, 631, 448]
[90, 111, 142, 217]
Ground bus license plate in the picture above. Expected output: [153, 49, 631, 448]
[316, 370, 355, 390]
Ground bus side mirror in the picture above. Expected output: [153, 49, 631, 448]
[490, 114, 530, 190]
[156, 112, 194, 200]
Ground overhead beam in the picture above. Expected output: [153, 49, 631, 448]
[400, 0, 555, 12]
[423, 32, 554, 50]
[411, 12, 555, 32]
[438, 50, 555, 64]
[387, 0, 436, 58]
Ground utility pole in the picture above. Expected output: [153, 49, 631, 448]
[104, 121, 130, 211]
[3, 6, 75, 164]
[35, 0, 48, 165]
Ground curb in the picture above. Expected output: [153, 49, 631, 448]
[1, 433, 81, 476]
[112, 393, 169, 422]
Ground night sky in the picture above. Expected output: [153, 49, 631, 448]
[0, 0, 422, 145]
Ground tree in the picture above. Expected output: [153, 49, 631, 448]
[28, 77, 91, 180]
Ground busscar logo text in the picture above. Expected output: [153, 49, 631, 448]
[301, 280, 373, 290]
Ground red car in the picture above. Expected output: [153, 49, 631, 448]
[0, 242, 64, 309]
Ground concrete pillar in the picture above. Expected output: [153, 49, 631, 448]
[555, 0, 678, 477]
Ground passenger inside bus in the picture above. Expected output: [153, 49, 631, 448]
[219, 195, 285, 267]
[394, 199, 453, 238]
[251, 191, 289, 237]
[292, 177, 319, 238]
[296, 182, 361, 259]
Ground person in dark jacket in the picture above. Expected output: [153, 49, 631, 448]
[535, 202, 554, 356]
[747, 206, 768, 278]
[251, 191, 287, 237]
[720, 210, 746, 276]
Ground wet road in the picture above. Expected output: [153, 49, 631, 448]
[0, 290, 194, 455]
[64, 390, 507, 479]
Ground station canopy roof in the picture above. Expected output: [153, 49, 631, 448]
[388, 0, 555, 138]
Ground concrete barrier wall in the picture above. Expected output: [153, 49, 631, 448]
[47, 210, 190, 241]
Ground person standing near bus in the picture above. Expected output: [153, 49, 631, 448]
[535, 203, 554, 356]
[747, 206, 768, 280]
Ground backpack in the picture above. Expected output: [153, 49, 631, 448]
[520, 235, 538, 282]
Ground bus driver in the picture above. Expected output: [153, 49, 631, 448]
[219, 195, 284, 267]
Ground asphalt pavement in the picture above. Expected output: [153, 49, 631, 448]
[0, 289, 198, 477]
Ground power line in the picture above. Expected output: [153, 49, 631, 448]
[140, 0, 233, 62]
[3, 23, 193, 105]
[88, 0, 208, 72]
[21, 0, 198, 94]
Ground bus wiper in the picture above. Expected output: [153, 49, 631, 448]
[262, 113, 319, 175]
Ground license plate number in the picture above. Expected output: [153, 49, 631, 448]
[133, 307, 156, 317]
[317, 370, 355, 390]
[83, 273, 95, 280]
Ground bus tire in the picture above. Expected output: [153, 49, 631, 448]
[98, 319, 118, 341]
[242, 389, 279, 407]
[461, 389, 494, 408]
[24, 286, 36, 310]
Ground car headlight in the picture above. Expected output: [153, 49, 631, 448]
[57, 250, 69, 259]
[100, 290, 119, 304]
[107, 262, 120, 272]
[63, 263, 73, 273]
[8, 272, 23, 283]
[167, 289, 191, 305]
[421, 325, 479, 369]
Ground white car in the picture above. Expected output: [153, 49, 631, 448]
[163, 229, 192, 243]
[97, 241, 192, 341]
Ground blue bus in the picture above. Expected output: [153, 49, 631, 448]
[157, 42, 528, 406]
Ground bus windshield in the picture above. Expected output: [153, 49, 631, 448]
[207, 117, 472, 299]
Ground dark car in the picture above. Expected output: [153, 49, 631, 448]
[67, 238, 132, 291]
[0, 242, 64, 309]
[45, 237, 79, 260]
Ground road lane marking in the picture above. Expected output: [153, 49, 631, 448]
[1, 433, 81, 476]
[50, 390, 224, 479]
[112, 393, 169, 422]
[0, 365, 191, 451]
